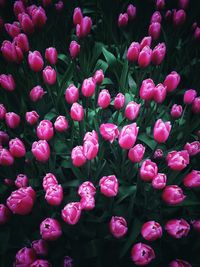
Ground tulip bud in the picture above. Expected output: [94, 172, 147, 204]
[13, 33, 29, 53]
[55, 1, 64, 12]
[71, 146, 86, 167]
[148, 22, 161, 40]
[65, 84, 79, 104]
[0, 104, 6, 119]
[78, 181, 96, 197]
[194, 27, 200, 41]
[31, 7, 47, 28]
[45, 47, 58, 65]
[45, 184, 63, 206]
[9, 138, 26, 158]
[83, 139, 99, 160]
[156, 0, 165, 10]
[184, 141, 200, 156]
[26, 111, 39, 125]
[166, 150, 189, 171]
[169, 259, 191, 267]
[151, 43, 166, 65]
[0, 204, 11, 225]
[140, 78, 155, 101]
[0, 74, 15, 92]
[119, 123, 139, 149]
[73, 7, 83, 25]
[165, 219, 190, 238]
[118, 13, 128, 27]
[173, 9, 186, 27]
[192, 97, 200, 114]
[0, 148, 14, 166]
[32, 239, 48, 256]
[170, 104, 183, 119]
[27, 5, 37, 16]
[153, 119, 171, 143]
[80, 195, 95, 210]
[40, 218, 62, 241]
[0, 131, 9, 145]
[100, 123, 119, 143]
[70, 103, 84, 121]
[30, 259, 52, 267]
[69, 41, 80, 59]
[93, 69, 104, 85]
[153, 83, 167, 103]
[131, 243, 155, 266]
[191, 220, 200, 233]
[114, 93, 125, 109]
[32, 140, 50, 162]
[43, 66, 56, 85]
[140, 36, 152, 50]
[138, 45, 152, 68]
[183, 89, 197, 104]
[141, 221, 162, 241]
[62, 202, 82, 225]
[15, 247, 36, 266]
[1, 40, 23, 63]
[128, 144, 145, 163]
[109, 216, 128, 238]
[63, 256, 73, 267]
[153, 148, 163, 159]
[76, 16, 92, 38]
[152, 173, 167, 189]
[98, 89, 111, 109]
[81, 77, 96, 97]
[140, 159, 158, 181]
[29, 85, 45, 102]
[99, 175, 119, 197]
[43, 173, 58, 191]
[15, 174, 28, 188]
[5, 22, 21, 38]
[18, 13, 34, 34]
[13, 1, 26, 17]
[54, 116, 68, 132]
[28, 51, 44, 72]
[127, 4, 136, 20]
[151, 11, 162, 23]
[5, 112, 20, 129]
[183, 170, 200, 188]
[164, 71, 180, 92]
[125, 101, 141, 121]
[127, 42, 140, 62]
[37, 120, 54, 141]
[84, 131, 98, 143]
[162, 185, 186, 205]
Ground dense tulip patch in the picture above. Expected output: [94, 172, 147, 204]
[0, 0, 200, 266]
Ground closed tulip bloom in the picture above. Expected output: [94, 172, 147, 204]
[9, 138, 26, 158]
[26, 111, 39, 125]
[69, 41, 80, 59]
[45, 47, 57, 65]
[70, 103, 84, 121]
[5, 22, 21, 38]
[184, 141, 200, 156]
[28, 51, 44, 72]
[141, 221, 162, 241]
[0, 149, 14, 166]
[169, 259, 191, 267]
[125, 101, 141, 121]
[162, 185, 186, 205]
[81, 77, 96, 97]
[0, 204, 11, 225]
[170, 104, 183, 119]
[13, 1, 26, 17]
[99, 175, 119, 197]
[0, 104, 6, 119]
[114, 93, 125, 109]
[54, 116, 68, 132]
[128, 144, 145, 163]
[148, 22, 161, 40]
[0, 131, 9, 145]
[173, 9, 186, 27]
[151, 11, 162, 23]
[152, 173, 167, 189]
[5, 112, 20, 129]
[93, 69, 104, 85]
[153, 148, 163, 159]
[164, 71, 180, 92]
[40, 218, 62, 241]
[37, 120, 54, 141]
[165, 219, 190, 238]
[183, 89, 197, 104]
[55, 1, 64, 11]
[165, 10, 172, 21]
[118, 13, 128, 27]
[80, 195, 95, 210]
[138, 45, 152, 68]
[191, 220, 200, 233]
[15, 247, 36, 266]
[183, 170, 200, 188]
[156, 0, 165, 10]
[29, 85, 45, 102]
[45, 184, 63, 206]
[127, 4, 136, 20]
[32, 239, 48, 256]
[71, 146, 86, 167]
[32, 140, 50, 162]
[31, 7, 47, 28]
[1, 40, 23, 63]
[166, 150, 189, 171]
[153, 83, 167, 103]
[194, 27, 200, 41]
[65, 84, 79, 104]
[151, 43, 166, 65]
[63, 256, 73, 267]
[127, 42, 140, 62]
[131, 243, 155, 266]
[76, 16, 92, 38]
[78, 181, 96, 197]
[73, 7, 83, 25]
[98, 89, 111, 109]
[62, 202, 82, 225]
[119, 123, 139, 149]
[7, 187, 36, 215]
[109, 216, 128, 238]
[140, 36, 152, 50]
[0, 74, 15, 92]
[83, 140, 99, 160]
[140, 159, 158, 181]
[31, 259, 52, 267]
[15, 174, 28, 188]
[192, 97, 200, 114]
[43, 173, 58, 191]
[43, 66, 56, 85]
[140, 78, 155, 101]
[153, 119, 171, 143]
[18, 13, 34, 34]
[84, 130, 98, 143]
[13, 33, 29, 53]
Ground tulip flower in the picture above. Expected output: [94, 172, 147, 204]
[71, 146, 86, 167]
[62, 202, 82, 225]
[109, 216, 128, 238]
[0, 104, 6, 119]
[0, 131, 9, 145]
[170, 104, 183, 119]
[5, 112, 20, 129]
[128, 144, 145, 163]
[114, 93, 125, 109]
[78, 181, 96, 197]
[0, 204, 11, 225]
[153, 119, 171, 143]
[30, 259, 52, 267]
[15, 174, 28, 188]
[153, 83, 167, 103]
[80, 195, 95, 210]
[93, 69, 104, 85]
[164, 71, 180, 92]
[70, 103, 84, 121]
[45, 47, 58, 65]
[1, 40, 23, 63]
[9, 138, 26, 158]
[5, 22, 21, 38]
[165, 219, 190, 238]
[156, 0, 165, 9]
[28, 51, 44, 72]
[32, 140, 50, 162]
[81, 77, 96, 97]
[76, 16, 92, 38]
[32, 239, 48, 256]
[166, 150, 189, 171]
[192, 97, 200, 114]
[127, 4, 136, 20]
[141, 221, 162, 241]
[151, 43, 166, 65]
[162, 185, 186, 205]
[183, 89, 197, 104]
[140, 159, 158, 181]
[29, 85, 45, 102]
[127, 42, 140, 62]
[131, 243, 155, 266]
[55, 1, 64, 11]
[69, 41, 80, 59]
[31, 6, 47, 28]
[138, 45, 152, 68]
[26, 111, 39, 125]
[100, 123, 119, 143]
[99, 175, 119, 197]
[169, 259, 191, 267]
[148, 22, 161, 40]
[125, 101, 141, 121]
[184, 141, 200, 156]
[45, 184, 63, 206]
[173, 9, 186, 27]
[118, 13, 128, 27]
[13, 1, 26, 17]
[65, 84, 79, 104]
[18, 13, 34, 34]
[73, 7, 83, 25]
[54, 116, 68, 132]
[37, 120, 54, 141]
[63, 256, 73, 267]
[98, 89, 111, 109]
[83, 139, 99, 160]
[40, 218, 62, 241]
[43, 66, 57, 85]
[152, 173, 167, 189]
[151, 11, 162, 23]
[0, 148, 14, 166]
[140, 78, 155, 101]
[191, 220, 200, 233]
[183, 170, 200, 188]
[140, 36, 152, 50]
[15, 247, 36, 266]
[43, 173, 58, 191]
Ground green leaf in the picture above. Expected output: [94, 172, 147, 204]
[102, 47, 117, 67]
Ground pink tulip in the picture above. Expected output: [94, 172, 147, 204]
[140, 159, 158, 181]
[71, 146, 86, 167]
[70, 103, 84, 121]
[169, 259, 191, 267]
[15, 247, 36, 266]
[173, 9, 186, 27]
[43, 66, 56, 85]
[32, 239, 48, 256]
[29, 85, 45, 102]
[127, 4, 136, 20]
[9, 138, 26, 158]
[128, 144, 145, 163]
[0, 104, 6, 119]
[131, 243, 155, 266]
[1, 40, 23, 63]
[151, 43, 166, 65]
[5, 112, 20, 129]
[93, 69, 104, 85]
[125, 101, 141, 121]
[45, 184, 63, 206]
[183, 89, 197, 104]
[18, 13, 34, 34]
[62, 202, 82, 225]
[153, 83, 167, 103]
[165, 219, 190, 238]
[7, 187, 36, 215]
[138, 45, 152, 68]
[63, 256, 73, 267]
[170, 104, 183, 119]
[5, 22, 21, 38]
[26, 111, 39, 125]
[192, 97, 200, 114]
[100, 123, 119, 143]
[31, 7, 47, 28]
[0, 148, 14, 166]
[148, 22, 161, 40]
[65, 84, 79, 104]
[28, 51, 44, 72]
[151, 11, 162, 23]
[140, 36, 152, 50]
[45, 47, 58, 65]
[118, 13, 128, 27]
[13, 1, 26, 17]
[109, 216, 128, 238]
[37, 120, 54, 141]
[0, 204, 11, 225]
[13, 33, 29, 53]
[40, 218, 62, 241]
[166, 150, 189, 171]
[0, 74, 15, 92]
[194, 27, 200, 41]
[191, 220, 200, 233]
[99, 175, 119, 197]
[141, 221, 162, 241]
[80, 195, 95, 210]
[27, 5, 37, 16]
[0, 131, 9, 145]
[15, 174, 28, 188]
[83, 139, 99, 160]
[84, 130, 98, 143]
[153, 119, 171, 143]
[156, 0, 165, 10]
[30, 259, 52, 267]
[54, 116, 68, 132]
[114, 93, 125, 109]
[73, 7, 83, 25]
[183, 170, 200, 188]
[119, 123, 139, 149]
[98, 89, 111, 109]
[43, 173, 58, 191]
[76, 16, 92, 38]
[152, 173, 167, 189]
[184, 141, 200, 156]
[32, 140, 50, 162]
[78, 181, 96, 197]
[81, 77, 96, 97]
[162, 185, 186, 205]
[69, 41, 80, 59]
[140, 78, 155, 101]
[127, 42, 140, 62]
